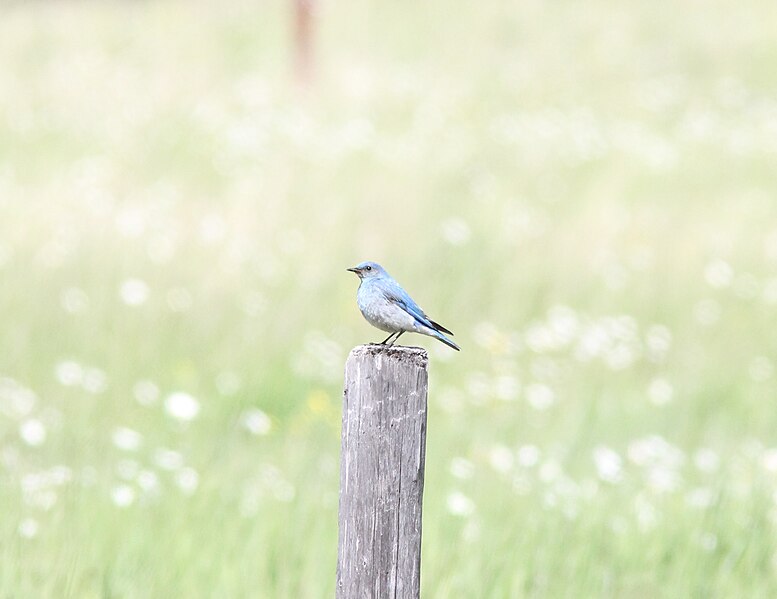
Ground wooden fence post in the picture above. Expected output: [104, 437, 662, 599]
[336, 345, 429, 599]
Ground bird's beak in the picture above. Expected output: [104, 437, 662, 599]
[346, 267, 359, 274]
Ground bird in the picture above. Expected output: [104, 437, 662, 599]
[347, 261, 460, 351]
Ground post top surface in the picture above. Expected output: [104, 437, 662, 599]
[349, 344, 428, 368]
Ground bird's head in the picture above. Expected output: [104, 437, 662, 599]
[347, 261, 387, 280]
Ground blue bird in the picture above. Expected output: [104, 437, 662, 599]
[347, 261, 460, 351]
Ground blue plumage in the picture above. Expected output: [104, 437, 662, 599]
[347, 261, 460, 351]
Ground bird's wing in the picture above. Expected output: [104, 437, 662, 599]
[380, 278, 439, 331]
[428, 319, 454, 336]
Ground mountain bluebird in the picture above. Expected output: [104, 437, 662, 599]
[347, 261, 460, 351]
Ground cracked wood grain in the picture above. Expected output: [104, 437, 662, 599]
[336, 345, 429, 599]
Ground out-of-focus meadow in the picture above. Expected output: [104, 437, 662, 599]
[2, 0, 777, 596]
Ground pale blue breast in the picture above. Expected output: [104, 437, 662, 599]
[356, 279, 417, 333]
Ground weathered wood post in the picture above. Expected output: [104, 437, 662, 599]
[336, 345, 429, 599]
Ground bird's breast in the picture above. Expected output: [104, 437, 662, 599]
[357, 283, 416, 332]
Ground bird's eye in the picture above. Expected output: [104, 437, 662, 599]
[365, 266, 372, 271]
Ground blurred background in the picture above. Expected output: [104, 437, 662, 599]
[2, 0, 777, 596]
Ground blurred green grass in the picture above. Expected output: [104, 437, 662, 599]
[1, 0, 777, 596]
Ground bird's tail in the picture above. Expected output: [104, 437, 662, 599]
[433, 330, 461, 351]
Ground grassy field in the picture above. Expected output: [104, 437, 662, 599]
[2, 0, 777, 596]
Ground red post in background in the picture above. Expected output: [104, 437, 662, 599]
[293, 0, 315, 84]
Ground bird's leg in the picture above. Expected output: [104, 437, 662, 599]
[380, 332, 398, 345]
[387, 331, 404, 347]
